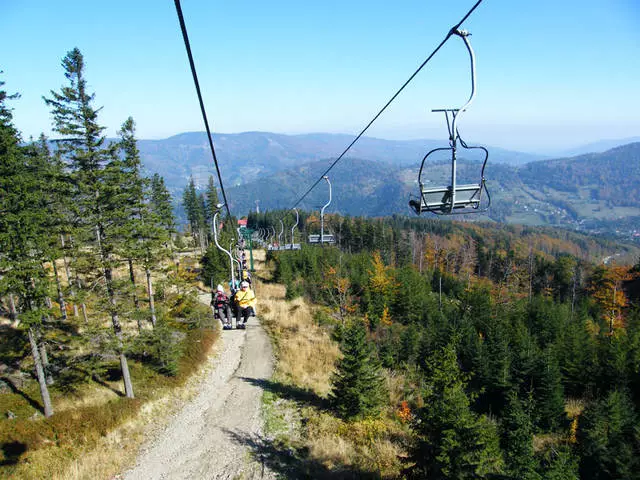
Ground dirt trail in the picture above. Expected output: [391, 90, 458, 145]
[122, 277, 275, 479]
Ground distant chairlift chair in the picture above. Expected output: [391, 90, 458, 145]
[409, 29, 491, 215]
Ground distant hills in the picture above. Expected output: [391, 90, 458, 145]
[223, 142, 640, 241]
[137, 131, 545, 194]
[558, 137, 640, 157]
[135, 131, 640, 241]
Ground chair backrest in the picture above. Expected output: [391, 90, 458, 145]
[418, 184, 481, 212]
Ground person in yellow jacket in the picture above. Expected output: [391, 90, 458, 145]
[234, 281, 256, 329]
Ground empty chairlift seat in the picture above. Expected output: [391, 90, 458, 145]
[410, 183, 483, 214]
[308, 234, 335, 244]
[408, 30, 490, 216]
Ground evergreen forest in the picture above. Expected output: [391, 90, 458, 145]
[250, 211, 640, 479]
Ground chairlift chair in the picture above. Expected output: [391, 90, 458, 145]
[409, 29, 491, 215]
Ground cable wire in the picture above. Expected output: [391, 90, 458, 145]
[291, 0, 485, 210]
[174, 0, 232, 218]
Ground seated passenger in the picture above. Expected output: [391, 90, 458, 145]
[233, 281, 256, 329]
[212, 284, 233, 329]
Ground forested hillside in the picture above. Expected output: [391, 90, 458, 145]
[252, 212, 640, 478]
[224, 143, 640, 240]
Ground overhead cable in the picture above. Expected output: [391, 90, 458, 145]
[291, 0, 485, 210]
[174, 0, 232, 218]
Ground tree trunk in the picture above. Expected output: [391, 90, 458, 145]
[28, 327, 54, 417]
[119, 351, 134, 399]
[81, 303, 88, 324]
[39, 341, 54, 386]
[52, 259, 67, 320]
[60, 234, 72, 285]
[96, 222, 134, 398]
[128, 259, 142, 332]
[128, 259, 140, 310]
[105, 266, 135, 399]
[8, 294, 18, 323]
[146, 268, 157, 327]
[64, 235, 79, 317]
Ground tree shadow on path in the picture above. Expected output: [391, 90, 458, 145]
[225, 430, 378, 480]
[239, 377, 330, 411]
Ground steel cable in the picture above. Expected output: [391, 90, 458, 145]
[174, 0, 232, 218]
[290, 0, 485, 210]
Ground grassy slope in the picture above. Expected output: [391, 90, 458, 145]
[254, 250, 411, 479]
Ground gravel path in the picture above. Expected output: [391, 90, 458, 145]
[122, 295, 275, 480]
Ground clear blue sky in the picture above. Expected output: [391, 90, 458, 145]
[3, 0, 639, 152]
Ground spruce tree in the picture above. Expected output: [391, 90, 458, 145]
[0, 78, 54, 416]
[33, 135, 71, 320]
[150, 173, 176, 233]
[501, 392, 540, 479]
[329, 320, 385, 419]
[578, 389, 640, 479]
[534, 349, 565, 431]
[117, 117, 146, 315]
[407, 342, 503, 479]
[117, 117, 168, 327]
[44, 49, 134, 398]
[205, 175, 220, 227]
[182, 176, 199, 235]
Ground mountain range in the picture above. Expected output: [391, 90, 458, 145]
[138, 131, 545, 193]
[136, 131, 640, 241]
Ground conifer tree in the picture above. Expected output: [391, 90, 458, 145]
[183, 177, 199, 234]
[205, 175, 220, 226]
[0, 78, 54, 416]
[33, 135, 72, 320]
[537, 446, 579, 480]
[117, 117, 146, 316]
[577, 389, 640, 479]
[407, 342, 503, 479]
[534, 349, 565, 431]
[150, 173, 176, 233]
[44, 48, 134, 398]
[329, 321, 385, 419]
[117, 117, 168, 327]
[501, 392, 540, 479]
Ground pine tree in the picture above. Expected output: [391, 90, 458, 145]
[150, 173, 176, 233]
[44, 49, 134, 398]
[0, 77, 54, 416]
[501, 392, 540, 479]
[407, 342, 503, 479]
[205, 175, 219, 228]
[329, 320, 385, 419]
[117, 117, 168, 327]
[578, 389, 640, 479]
[183, 176, 199, 234]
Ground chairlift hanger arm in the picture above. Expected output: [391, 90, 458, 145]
[410, 24, 490, 216]
[290, 0, 485, 210]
